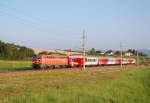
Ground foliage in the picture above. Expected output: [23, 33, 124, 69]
[89, 48, 96, 55]
[0, 40, 34, 60]
[114, 51, 120, 55]
[88, 48, 101, 56]
[127, 49, 147, 56]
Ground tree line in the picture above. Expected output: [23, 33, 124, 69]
[0, 40, 35, 60]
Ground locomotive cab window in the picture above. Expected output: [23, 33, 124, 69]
[32, 55, 37, 60]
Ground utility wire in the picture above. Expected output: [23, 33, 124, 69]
[0, 2, 80, 37]
[0, 9, 53, 34]
[0, 1, 82, 49]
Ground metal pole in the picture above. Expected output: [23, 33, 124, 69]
[120, 42, 123, 69]
[136, 50, 139, 66]
[82, 30, 86, 70]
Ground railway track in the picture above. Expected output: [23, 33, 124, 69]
[0, 65, 145, 77]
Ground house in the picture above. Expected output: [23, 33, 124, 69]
[105, 50, 115, 56]
[124, 52, 133, 57]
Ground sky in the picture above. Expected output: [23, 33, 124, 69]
[0, 0, 150, 50]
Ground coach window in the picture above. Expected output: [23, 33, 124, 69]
[89, 59, 91, 62]
[110, 59, 114, 62]
[85, 58, 87, 62]
[87, 59, 89, 62]
[92, 59, 94, 62]
[89, 59, 92, 62]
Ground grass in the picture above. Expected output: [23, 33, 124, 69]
[0, 63, 150, 103]
[0, 60, 32, 71]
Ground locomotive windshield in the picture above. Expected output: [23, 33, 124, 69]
[32, 55, 41, 60]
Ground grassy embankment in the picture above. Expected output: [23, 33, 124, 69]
[0, 64, 150, 103]
[0, 60, 32, 71]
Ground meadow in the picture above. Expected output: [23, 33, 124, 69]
[0, 61, 150, 103]
[0, 60, 32, 71]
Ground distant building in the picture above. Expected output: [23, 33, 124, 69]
[100, 52, 105, 55]
[105, 50, 115, 56]
[124, 52, 133, 57]
[107, 52, 115, 56]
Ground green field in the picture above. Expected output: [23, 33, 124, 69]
[0, 60, 32, 71]
[0, 61, 150, 103]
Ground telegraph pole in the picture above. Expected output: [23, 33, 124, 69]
[120, 42, 123, 69]
[82, 30, 86, 70]
[136, 50, 139, 66]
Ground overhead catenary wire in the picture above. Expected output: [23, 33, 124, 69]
[0, 2, 80, 37]
[0, 1, 49, 24]
[0, 11, 52, 34]
[0, 1, 85, 50]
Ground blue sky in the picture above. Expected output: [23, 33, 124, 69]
[0, 0, 150, 50]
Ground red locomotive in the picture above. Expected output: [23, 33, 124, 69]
[32, 54, 136, 69]
[32, 54, 72, 69]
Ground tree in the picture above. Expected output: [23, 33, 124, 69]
[96, 50, 102, 54]
[0, 40, 35, 59]
[89, 48, 96, 55]
[115, 51, 120, 56]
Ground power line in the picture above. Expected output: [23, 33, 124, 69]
[0, 2, 85, 50]
[0, 2, 57, 34]
[0, 2, 46, 23]
[0, 2, 79, 36]
[0, 9, 53, 34]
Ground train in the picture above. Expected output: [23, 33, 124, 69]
[32, 54, 136, 69]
